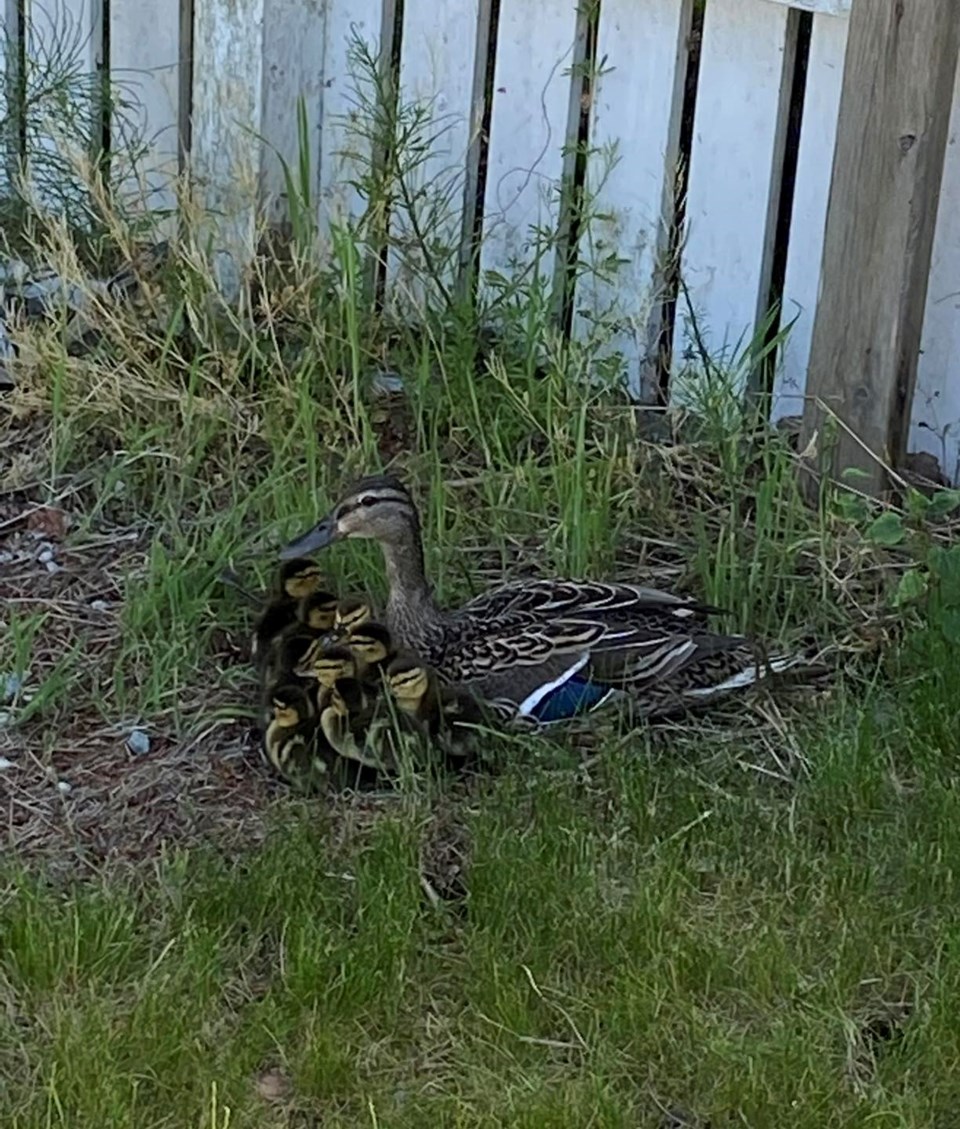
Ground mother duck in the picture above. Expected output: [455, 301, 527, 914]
[279, 475, 802, 723]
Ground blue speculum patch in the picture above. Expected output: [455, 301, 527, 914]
[530, 678, 615, 723]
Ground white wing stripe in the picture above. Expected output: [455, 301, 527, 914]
[517, 652, 591, 716]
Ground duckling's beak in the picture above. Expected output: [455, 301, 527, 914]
[279, 516, 337, 559]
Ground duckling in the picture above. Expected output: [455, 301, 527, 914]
[261, 627, 324, 692]
[251, 559, 328, 664]
[333, 596, 375, 637]
[261, 678, 316, 729]
[262, 682, 331, 790]
[296, 642, 358, 694]
[265, 587, 339, 648]
[258, 591, 341, 680]
[298, 590, 341, 633]
[385, 652, 442, 737]
[385, 652, 490, 765]
[319, 677, 385, 769]
[278, 558, 326, 601]
[342, 622, 396, 686]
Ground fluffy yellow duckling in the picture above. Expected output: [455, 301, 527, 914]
[261, 681, 331, 790]
[297, 591, 341, 633]
[342, 622, 396, 686]
[295, 642, 358, 694]
[385, 652, 500, 765]
[319, 677, 385, 771]
[250, 558, 328, 663]
[333, 597, 375, 637]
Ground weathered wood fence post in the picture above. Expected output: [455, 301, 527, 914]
[799, 0, 960, 497]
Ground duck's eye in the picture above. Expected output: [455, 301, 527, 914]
[358, 495, 377, 508]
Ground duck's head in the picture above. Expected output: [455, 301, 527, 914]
[279, 475, 418, 558]
[306, 644, 358, 689]
[334, 597, 374, 635]
[385, 652, 433, 714]
[298, 591, 340, 632]
[344, 623, 394, 672]
[278, 558, 325, 600]
[270, 682, 313, 727]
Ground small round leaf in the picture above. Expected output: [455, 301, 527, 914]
[893, 569, 927, 606]
[927, 489, 960, 520]
[866, 511, 906, 547]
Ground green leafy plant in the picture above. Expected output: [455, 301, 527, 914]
[853, 485, 960, 640]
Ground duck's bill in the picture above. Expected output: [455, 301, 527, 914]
[279, 517, 337, 559]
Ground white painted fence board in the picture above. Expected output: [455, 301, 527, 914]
[317, 0, 387, 228]
[22, 0, 100, 213]
[671, 0, 791, 402]
[773, 11, 848, 421]
[260, 0, 325, 225]
[386, 0, 480, 310]
[25, 0, 98, 91]
[912, 55, 960, 485]
[479, 0, 580, 290]
[763, 0, 850, 14]
[0, 0, 18, 194]
[574, 0, 691, 401]
[191, 0, 266, 297]
[110, 0, 180, 216]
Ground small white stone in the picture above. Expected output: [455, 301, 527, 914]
[0, 757, 14, 770]
[38, 548, 53, 563]
[57, 780, 72, 795]
[1, 673, 23, 701]
[44, 559, 61, 574]
[90, 599, 109, 612]
[371, 370, 406, 396]
[126, 729, 151, 756]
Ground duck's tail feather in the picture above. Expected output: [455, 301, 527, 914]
[534, 647, 816, 722]
[487, 648, 822, 730]
[681, 650, 809, 700]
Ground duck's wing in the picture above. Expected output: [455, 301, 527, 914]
[457, 579, 724, 623]
[444, 608, 721, 682]
[444, 605, 799, 720]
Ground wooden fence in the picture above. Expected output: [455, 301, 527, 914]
[1, 0, 959, 487]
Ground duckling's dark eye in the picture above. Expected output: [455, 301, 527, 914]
[358, 495, 377, 508]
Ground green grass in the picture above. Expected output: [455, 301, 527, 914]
[3, 662, 960, 1127]
[2, 122, 959, 1125]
